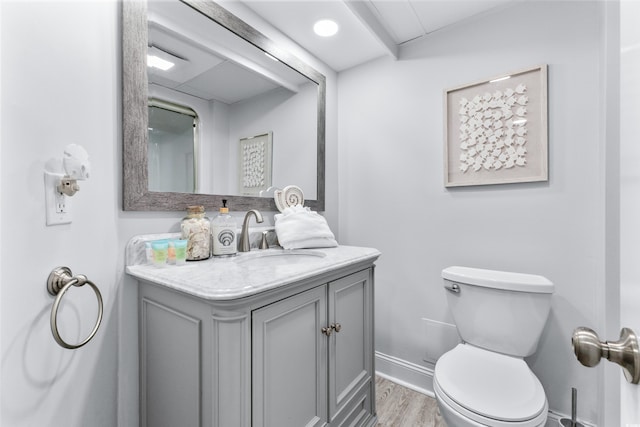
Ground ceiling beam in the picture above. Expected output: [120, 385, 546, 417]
[343, 0, 398, 60]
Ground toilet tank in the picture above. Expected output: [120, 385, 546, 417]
[442, 266, 554, 357]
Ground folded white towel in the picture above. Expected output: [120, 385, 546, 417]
[274, 205, 338, 250]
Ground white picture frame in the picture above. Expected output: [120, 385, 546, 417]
[444, 65, 548, 187]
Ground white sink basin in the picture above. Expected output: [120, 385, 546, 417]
[235, 249, 326, 266]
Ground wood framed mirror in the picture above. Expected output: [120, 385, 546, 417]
[122, 0, 326, 211]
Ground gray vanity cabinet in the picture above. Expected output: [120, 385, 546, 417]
[137, 264, 376, 427]
[252, 268, 375, 427]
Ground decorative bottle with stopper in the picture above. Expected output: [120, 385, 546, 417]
[181, 206, 211, 261]
[211, 199, 238, 257]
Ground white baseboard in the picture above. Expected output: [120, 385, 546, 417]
[374, 351, 435, 398]
[545, 412, 563, 427]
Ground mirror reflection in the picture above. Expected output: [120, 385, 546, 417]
[147, 0, 317, 199]
[148, 99, 198, 193]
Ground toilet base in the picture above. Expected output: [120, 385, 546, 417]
[434, 376, 548, 427]
[436, 395, 486, 427]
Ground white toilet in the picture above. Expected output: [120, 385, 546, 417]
[433, 266, 554, 427]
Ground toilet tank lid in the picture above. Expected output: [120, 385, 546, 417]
[442, 266, 554, 293]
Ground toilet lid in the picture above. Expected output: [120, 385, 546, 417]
[434, 344, 547, 422]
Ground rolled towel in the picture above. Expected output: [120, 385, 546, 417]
[274, 205, 338, 250]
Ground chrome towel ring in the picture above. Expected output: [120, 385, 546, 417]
[47, 266, 103, 349]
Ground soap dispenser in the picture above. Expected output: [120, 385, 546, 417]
[211, 199, 237, 257]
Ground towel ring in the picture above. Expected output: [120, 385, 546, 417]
[47, 267, 103, 349]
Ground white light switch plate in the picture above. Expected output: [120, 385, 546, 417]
[44, 172, 72, 225]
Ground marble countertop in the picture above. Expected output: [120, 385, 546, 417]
[126, 233, 380, 301]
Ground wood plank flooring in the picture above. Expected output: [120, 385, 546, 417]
[375, 376, 447, 427]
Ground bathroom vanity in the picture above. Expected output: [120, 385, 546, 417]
[126, 235, 380, 427]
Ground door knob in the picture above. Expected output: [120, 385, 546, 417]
[572, 327, 640, 384]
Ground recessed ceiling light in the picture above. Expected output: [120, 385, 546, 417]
[314, 19, 338, 37]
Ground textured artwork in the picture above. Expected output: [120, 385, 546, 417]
[242, 140, 266, 187]
[458, 85, 529, 173]
[239, 132, 272, 195]
[444, 65, 548, 187]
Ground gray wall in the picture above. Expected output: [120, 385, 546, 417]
[1, 2, 121, 425]
[229, 82, 318, 198]
[337, 1, 612, 424]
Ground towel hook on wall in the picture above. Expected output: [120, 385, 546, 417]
[47, 266, 103, 349]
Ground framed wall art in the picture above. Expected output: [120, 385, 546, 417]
[444, 65, 548, 187]
[239, 132, 273, 195]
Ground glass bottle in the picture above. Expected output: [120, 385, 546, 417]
[181, 206, 211, 261]
[212, 199, 237, 257]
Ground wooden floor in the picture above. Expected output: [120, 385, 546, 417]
[375, 376, 447, 427]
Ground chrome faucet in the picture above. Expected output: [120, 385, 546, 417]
[239, 209, 264, 252]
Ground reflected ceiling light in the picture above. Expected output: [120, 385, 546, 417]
[147, 54, 175, 71]
[265, 52, 279, 62]
[147, 45, 183, 71]
[314, 19, 338, 37]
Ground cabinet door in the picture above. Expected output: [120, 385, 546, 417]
[252, 286, 328, 427]
[328, 269, 374, 425]
[141, 297, 202, 427]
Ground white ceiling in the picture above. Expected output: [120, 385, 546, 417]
[145, 0, 520, 104]
[241, 0, 517, 72]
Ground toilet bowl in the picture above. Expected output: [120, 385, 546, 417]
[434, 344, 548, 427]
[434, 266, 554, 427]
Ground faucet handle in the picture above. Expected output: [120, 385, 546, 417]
[260, 231, 269, 250]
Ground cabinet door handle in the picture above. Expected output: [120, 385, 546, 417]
[331, 323, 342, 333]
[321, 326, 333, 336]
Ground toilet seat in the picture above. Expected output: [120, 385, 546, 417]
[434, 344, 548, 427]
